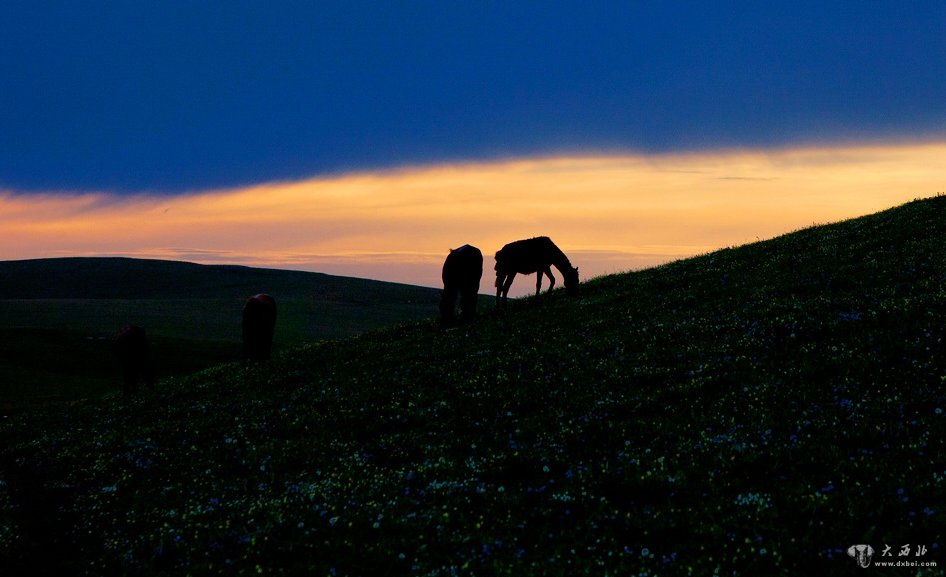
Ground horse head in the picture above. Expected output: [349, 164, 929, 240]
[564, 266, 580, 296]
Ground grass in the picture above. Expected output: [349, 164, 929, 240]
[1, 196, 945, 575]
[0, 259, 442, 405]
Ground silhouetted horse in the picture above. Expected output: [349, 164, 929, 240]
[116, 325, 154, 395]
[242, 293, 277, 361]
[495, 236, 579, 306]
[440, 244, 483, 325]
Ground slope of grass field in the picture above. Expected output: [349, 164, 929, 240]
[0, 258, 442, 405]
[2, 197, 945, 576]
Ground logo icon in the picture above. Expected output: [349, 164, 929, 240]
[848, 544, 875, 568]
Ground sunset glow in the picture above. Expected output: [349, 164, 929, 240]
[2, 142, 943, 295]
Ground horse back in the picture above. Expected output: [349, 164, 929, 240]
[495, 236, 559, 274]
[443, 245, 483, 285]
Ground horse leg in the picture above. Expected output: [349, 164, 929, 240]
[139, 347, 154, 390]
[459, 285, 476, 322]
[122, 364, 137, 396]
[499, 272, 516, 306]
[440, 284, 458, 325]
[545, 267, 556, 292]
[535, 272, 543, 295]
[504, 273, 516, 302]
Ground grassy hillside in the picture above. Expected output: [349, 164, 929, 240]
[2, 197, 945, 576]
[0, 258, 442, 405]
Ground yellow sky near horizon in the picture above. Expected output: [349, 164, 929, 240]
[1, 142, 943, 296]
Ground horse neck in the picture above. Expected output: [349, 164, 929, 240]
[548, 246, 573, 274]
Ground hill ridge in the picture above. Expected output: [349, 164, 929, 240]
[1, 196, 944, 575]
[0, 256, 436, 300]
[0, 257, 443, 404]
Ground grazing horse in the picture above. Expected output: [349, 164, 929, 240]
[116, 325, 154, 395]
[495, 236, 579, 306]
[440, 244, 483, 325]
[242, 293, 277, 361]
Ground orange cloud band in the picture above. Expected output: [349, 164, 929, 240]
[2, 142, 943, 293]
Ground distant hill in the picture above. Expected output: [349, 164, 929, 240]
[0, 257, 436, 302]
[1, 196, 944, 575]
[0, 258, 443, 403]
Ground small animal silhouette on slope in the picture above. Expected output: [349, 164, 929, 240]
[494, 236, 579, 306]
[440, 244, 483, 326]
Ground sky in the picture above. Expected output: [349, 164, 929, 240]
[2, 2, 945, 295]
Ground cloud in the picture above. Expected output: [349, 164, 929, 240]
[2, 3, 945, 192]
[2, 142, 943, 295]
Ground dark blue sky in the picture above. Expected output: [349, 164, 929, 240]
[2, 1, 944, 194]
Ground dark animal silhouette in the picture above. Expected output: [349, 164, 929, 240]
[440, 244, 483, 325]
[115, 325, 154, 395]
[242, 293, 277, 361]
[495, 236, 579, 306]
